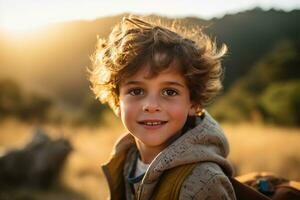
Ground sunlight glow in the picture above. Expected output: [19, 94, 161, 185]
[0, 0, 299, 34]
[1, 19, 48, 34]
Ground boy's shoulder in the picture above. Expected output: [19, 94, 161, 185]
[153, 161, 236, 199]
[179, 162, 236, 199]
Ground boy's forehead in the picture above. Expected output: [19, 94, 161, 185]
[128, 61, 184, 81]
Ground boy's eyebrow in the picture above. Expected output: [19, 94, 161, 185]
[163, 81, 185, 88]
[123, 80, 143, 86]
[123, 80, 185, 88]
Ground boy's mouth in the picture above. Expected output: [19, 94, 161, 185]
[137, 120, 168, 126]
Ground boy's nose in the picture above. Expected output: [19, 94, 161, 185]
[142, 97, 161, 113]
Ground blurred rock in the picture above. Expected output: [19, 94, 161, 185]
[0, 127, 72, 188]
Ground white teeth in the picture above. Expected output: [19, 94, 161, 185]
[145, 121, 162, 126]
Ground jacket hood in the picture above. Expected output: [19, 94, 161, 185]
[104, 110, 234, 200]
[111, 110, 233, 183]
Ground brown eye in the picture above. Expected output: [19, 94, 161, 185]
[162, 89, 178, 96]
[129, 88, 144, 96]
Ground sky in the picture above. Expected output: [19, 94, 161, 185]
[1, 0, 300, 33]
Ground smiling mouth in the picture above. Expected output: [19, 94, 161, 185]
[137, 120, 168, 126]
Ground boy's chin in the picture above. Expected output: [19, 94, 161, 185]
[135, 134, 180, 150]
[135, 137, 168, 149]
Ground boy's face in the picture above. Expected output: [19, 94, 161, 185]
[118, 63, 195, 151]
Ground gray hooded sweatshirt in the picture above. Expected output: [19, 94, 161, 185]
[104, 111, 236, 200]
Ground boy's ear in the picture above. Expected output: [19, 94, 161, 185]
[188, 103, 197, 116]
[115, 106, 121, 117]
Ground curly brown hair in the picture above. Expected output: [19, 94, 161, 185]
[88, 16, 227, 114]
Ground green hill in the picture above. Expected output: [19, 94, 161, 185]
[210, 40, 300, 125]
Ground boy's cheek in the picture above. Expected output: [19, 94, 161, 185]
[116, 102, 132, 118]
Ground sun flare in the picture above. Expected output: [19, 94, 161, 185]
[1, 19, 47, 34]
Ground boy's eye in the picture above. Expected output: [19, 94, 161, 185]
[129, 88, 144, 96]
[162, 89, 178, 96]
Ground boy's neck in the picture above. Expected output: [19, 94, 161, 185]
[135, 141, 163, 164]
[134, 131, 182, 164]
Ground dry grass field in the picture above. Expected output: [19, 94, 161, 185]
[0, 116, 299, 200]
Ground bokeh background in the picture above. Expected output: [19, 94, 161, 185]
[0, 0, 300, 199]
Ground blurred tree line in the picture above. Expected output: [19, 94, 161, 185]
[0, 79, 52, 122]
[210, 40, 300, 126]
[0, 79, 108, 126]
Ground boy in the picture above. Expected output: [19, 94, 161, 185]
[89, 17, 236, 199]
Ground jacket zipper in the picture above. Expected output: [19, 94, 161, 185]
[136, 184, 143, 200]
